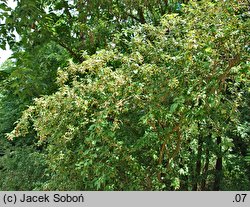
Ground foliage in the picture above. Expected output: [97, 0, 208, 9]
[0, 42, 70, 190]
[0, 0, 186, 62]
[7, 0, 250, 190]
[0, 146, 48, 190]
[0, 42, 69, 138]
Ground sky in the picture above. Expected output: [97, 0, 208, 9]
[0, 0, 17, 65]
[0, 46, 12, 65]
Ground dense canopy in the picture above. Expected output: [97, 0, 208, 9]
[0, 0, 249, 190]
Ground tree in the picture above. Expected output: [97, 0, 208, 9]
[0, 42, 70, 190]
[8, 0, 250, 190]
[0, 0, 188, 190]
[1, 0, 186, 62]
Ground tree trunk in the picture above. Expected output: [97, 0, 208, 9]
[192, 133, 203, 191]
[201, 147, 210, 190]
[213, 136, 223, 191]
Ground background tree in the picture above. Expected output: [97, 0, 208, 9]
[0, 42, 69, 190]
[1, 0, 185, 62]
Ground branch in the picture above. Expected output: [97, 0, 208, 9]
[126, 12, 142, 23]
[64, 5, 72, 20]
[138, 7, 146, 24]
[166, 125, 181, 170]
[58, 41, 84, 63]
